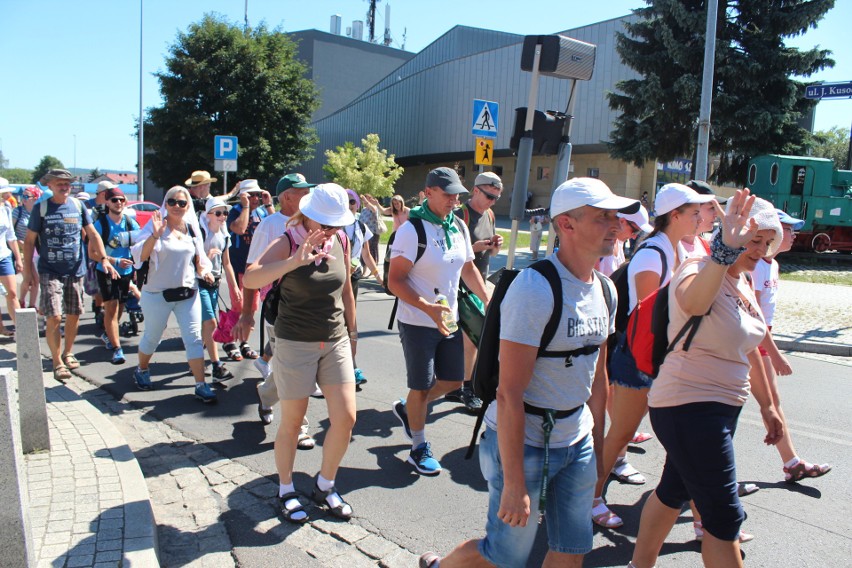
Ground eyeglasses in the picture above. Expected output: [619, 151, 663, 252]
[627, 222, 641, 237]
[248, 193, 261, 199]
[320, 224, 341, 231]
[208, 210, 227, 217]
[110, 198, 126, 204]
[348, 199, 357, 205]
[477, 187, 500, 201]
[166, 199, 188, 208]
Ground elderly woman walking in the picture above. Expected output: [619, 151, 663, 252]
[243, 183, 358, 524]
[628, 190, 784, 568]
[130, 186, 218, 402]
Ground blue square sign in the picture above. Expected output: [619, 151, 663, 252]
[214, 135, 238, 160]
[472, 100, 499, 138]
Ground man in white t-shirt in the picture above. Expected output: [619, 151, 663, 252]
[419, 178, 635, 568]
[232, 173, 314, 427]
[388, 167, 489, 476]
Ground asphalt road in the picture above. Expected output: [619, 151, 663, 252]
[64, 280, 851, 566]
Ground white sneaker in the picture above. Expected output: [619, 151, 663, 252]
[253, 357, 271, 379]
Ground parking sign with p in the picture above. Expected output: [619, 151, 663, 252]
[214, 135, 238, 160]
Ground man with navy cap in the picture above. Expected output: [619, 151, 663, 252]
[388, 167, 490, 476]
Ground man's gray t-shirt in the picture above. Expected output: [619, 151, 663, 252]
[28, 198, 92, 278]
[484, 254, 616, 448]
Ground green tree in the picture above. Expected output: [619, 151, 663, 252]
[0, 150, 8, 170]
[811, 126, 850, 170]
[143, 14, 319, 191]
[89, 167, 102, 181]
[31, 155, 65, 184]
[323, 134, 404, 198]
[608, 0, 834, 185]
[1, 168, 33, 184]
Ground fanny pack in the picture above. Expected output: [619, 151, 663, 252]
[162, 286, 195, 302]
[198, 277, 221, 291]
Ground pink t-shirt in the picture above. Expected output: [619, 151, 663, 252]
[649, 258, 767, 408]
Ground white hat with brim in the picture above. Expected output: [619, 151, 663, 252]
[204, 197, 230, 214]
[654, 183, 715, 216]
[237, 179, 265, 196]
[550, 177, 640, 217]
[618, 204, 653, 233]
[299, 183, 356, 227]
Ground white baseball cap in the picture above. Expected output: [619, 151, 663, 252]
[550, 178, 639, 217]
[617, 204, 653, 233]
[654, 183, 715, 216]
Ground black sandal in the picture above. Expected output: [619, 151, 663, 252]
[224, 342, 243, 361]
[240, 342, 260, 359]
[311, 482, 353, 521]
[280, 492, 309, 524]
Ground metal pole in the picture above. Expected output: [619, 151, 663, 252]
[138, 0, 145, 201]
[73, 134, 77, 173]
[846, 118, 852, 171]
[506, 43, 542, 270]
[695, 0, 719, 182]
[546, 79, 578, 255]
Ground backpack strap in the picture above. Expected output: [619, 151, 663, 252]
[409, 217, 428, 263]
[459, 204, 470, 226]
[640, 244, 668, 286]
[529, 260, 563, 356]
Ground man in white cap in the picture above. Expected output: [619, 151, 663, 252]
[388, 167, 489, 477]
[225, 179, 274, 360]
[420, 178, 636, 568]
[445, 171, 504, 413]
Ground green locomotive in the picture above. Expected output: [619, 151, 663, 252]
[747, 155, 852, 252]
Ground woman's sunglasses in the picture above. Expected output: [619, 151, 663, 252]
[320, 224, 341, 231]
[208, 210, 227, 217]
[167, 199, 188, 208]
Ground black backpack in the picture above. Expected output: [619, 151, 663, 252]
[384, 216, 465, 329]
[465, 260, 613, 458]
[608, 243, 666, 334]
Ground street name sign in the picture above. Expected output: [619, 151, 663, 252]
[805, 82, 852, 100]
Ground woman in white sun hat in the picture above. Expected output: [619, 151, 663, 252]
[244, 183, 358, 525]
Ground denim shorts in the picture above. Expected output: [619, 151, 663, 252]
[477, 427, 596, 567]
[398, 321, 464, 391]
[650, 402, 744, 541]
[0, 255, 14, 276]
[198, 285, 219, 322]
[608, 332, 653, 389]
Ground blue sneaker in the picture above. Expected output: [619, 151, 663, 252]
[112, 348, 126, 365]
[408, 442, 442, 476]
[133, 367, 152, 391]
[101, 332, 115, 351]
[354, 368, 367, 390]
[392, 399, 412, 440]
[194, 382, 218, 404]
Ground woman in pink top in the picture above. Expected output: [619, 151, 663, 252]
[376, 194, 410, 231]
[629, 191, 784, 568]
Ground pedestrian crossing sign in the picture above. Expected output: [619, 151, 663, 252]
[475, 138, 494, 166]
[472, 99, 499, 138]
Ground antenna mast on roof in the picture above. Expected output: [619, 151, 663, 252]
[367, 0, 378, 43]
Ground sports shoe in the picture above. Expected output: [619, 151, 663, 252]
[111, 347, 126, 365]
[211, 363, 234, 383]
[134, 367, 152, 391]
[392, 399, 412, 440]
[194, 382, 218, 403]
[253, 357, 272, 380]
[445, 386, 482, 413]
[354, 368, 367, 390]
[100, 332, 115, 351]
[408, 442, 442, 476]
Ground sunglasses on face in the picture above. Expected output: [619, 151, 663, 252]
[167, 199, 188, 208]
[208, 210, 227, 217]
[320, 224, 341, 231]
[248, 194, 261, 199]
[349, 199, 357, 205]
[110, 198, 126, 204]
[477, 187, 500, 201]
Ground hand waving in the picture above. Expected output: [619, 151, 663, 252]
[294, 230, 331, 266]
[150, 211, 166, 239]
[717, 189, 758, 249]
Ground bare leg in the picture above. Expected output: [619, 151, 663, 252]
[318, 383, 357, 481]
[595, 385, 649, 498]
[103, 299, 121, 349]
[407, 380, 463, 432]
[46, 315, 62, 367]
[276, 398, 310, 485]
[702, 531, 743, 568]
[202, 319, 219, 362]
[462, 333, 476, 381]
[630, 491, 681, 568]
[440, 540, 495, 568]
[138, 350, 153, 370]
[1, 274, 20, 328]
[187, 357, 206, 384]
[542, 551, 584, 568]
[62, 314, 81, 357]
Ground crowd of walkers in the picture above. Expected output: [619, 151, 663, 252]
[0, 167, 833, 567]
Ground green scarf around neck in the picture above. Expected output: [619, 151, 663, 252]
[409, 199, 459, 248]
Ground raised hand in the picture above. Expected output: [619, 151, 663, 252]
[150, 211, 166, 238]
[294, 229, 332, 266]
[717, 188, 758, 249]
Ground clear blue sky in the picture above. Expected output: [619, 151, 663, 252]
[1, 0, 849, 172]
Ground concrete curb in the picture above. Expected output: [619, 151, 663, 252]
[774, 340, 852, 357]
[46, 375, 160, 567]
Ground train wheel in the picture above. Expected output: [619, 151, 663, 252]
[811, 233, 831, 253]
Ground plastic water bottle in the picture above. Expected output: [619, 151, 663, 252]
[0, 282, 6, 296]
[433, 288, 458, 333]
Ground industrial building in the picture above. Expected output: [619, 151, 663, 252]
[293, 14, 667, 211]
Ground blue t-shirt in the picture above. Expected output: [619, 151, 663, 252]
[28, 198, 92, 278]
[93, 214, 139, 276]
[227, 203, 268, 274]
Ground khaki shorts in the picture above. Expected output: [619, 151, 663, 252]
[273, 336, 354, 400]
[39, 273, 85, 318]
